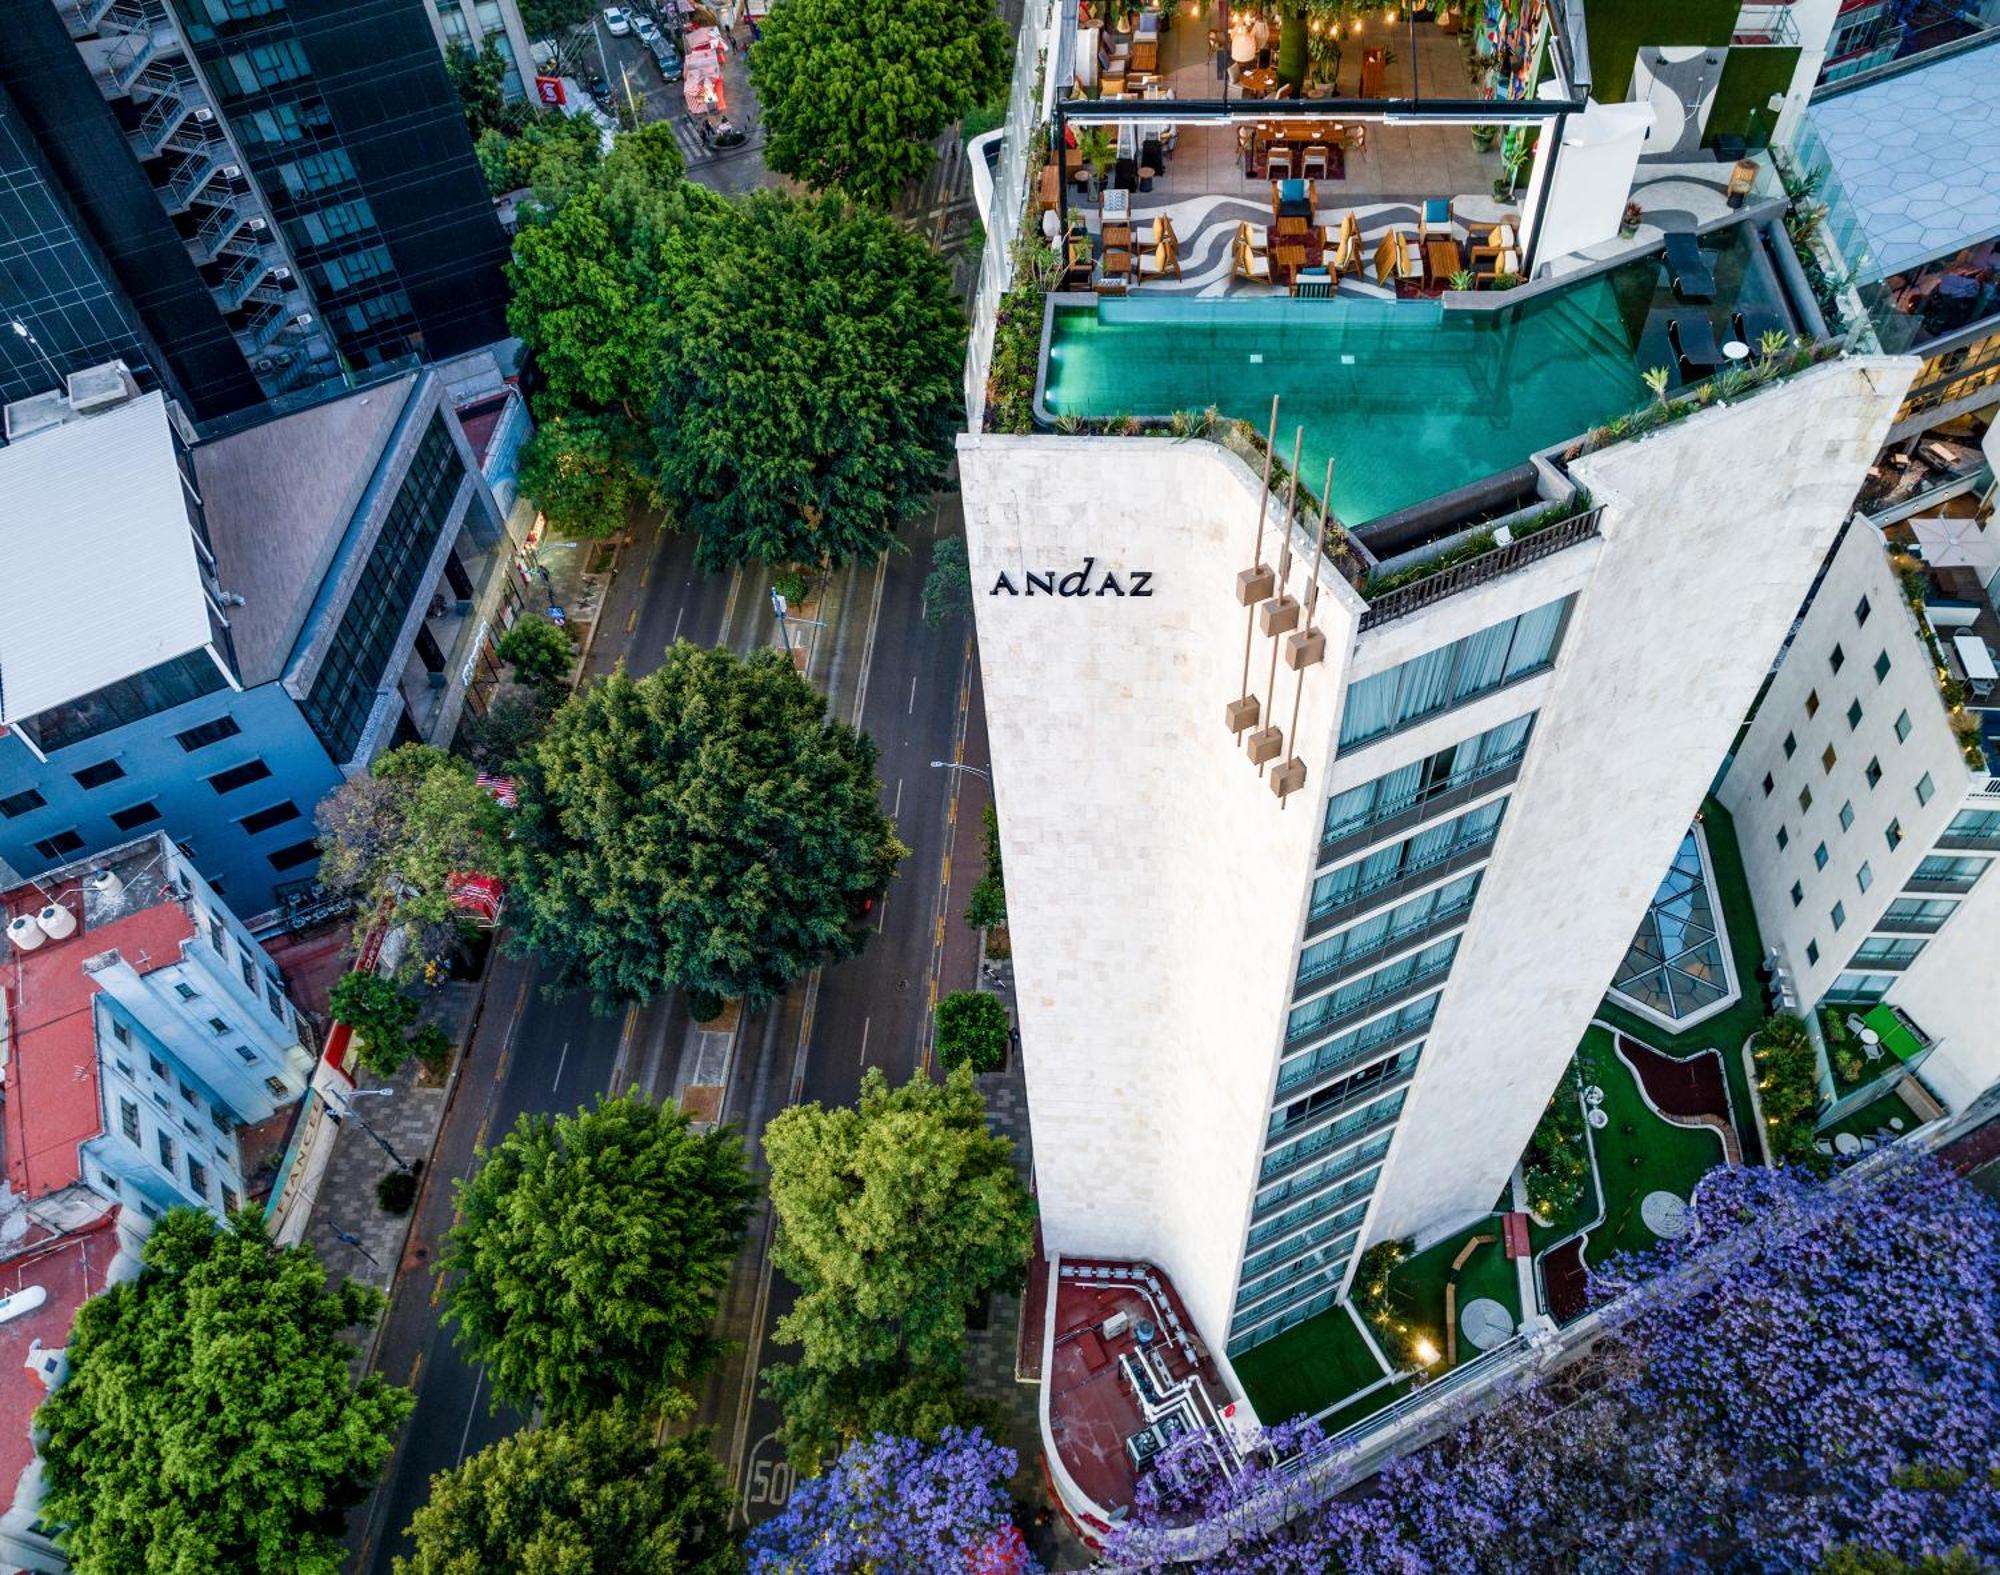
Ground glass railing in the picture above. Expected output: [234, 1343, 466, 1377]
[1252, 1148, 1386, 1224]
[1245, 1194, 1369, 1257]
[1309, 825, 1503, 925]
[1261, 1082, 1411, 1183]
[1296, 886, 1476, 991]
[1277, 999, 1437, 1097]
[1285, 948, 1457, 1050]
[1234, 1248, 1355, 1321]
[1320, 743, 1529, 856]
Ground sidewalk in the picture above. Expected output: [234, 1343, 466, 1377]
[301, 976, 482, 1296]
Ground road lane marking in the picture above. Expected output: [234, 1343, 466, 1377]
[552, 1040, 570, 1092]
[625, 607, 638, 634]
[858, 1015, 872, 1068]
[876, 893, 889, 934]
[892, 776, 903, 818]
[672, 605, 685, 642]
[908, 673, 918, 714]
[848, 551, 889, 726]
[455, 1369, 486, 1467]
[606, 1001, 643, 1092]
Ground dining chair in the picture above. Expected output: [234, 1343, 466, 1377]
[1300, 144, 1329, 180]
[1266, 146, 1293, 180]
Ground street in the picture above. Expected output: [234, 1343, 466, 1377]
[347, 496, 988, 1569]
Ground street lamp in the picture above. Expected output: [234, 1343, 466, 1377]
[323, 1088, 412, 1172]
[929, 760, 990, 780]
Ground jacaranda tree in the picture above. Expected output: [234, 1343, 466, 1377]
[744, 1428, 1040, 1574]
[1108, 1156, 2000, 1572]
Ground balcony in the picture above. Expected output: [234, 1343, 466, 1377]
[1293, 897, 1474, 998]
[1245, 1193, 1368, 1259]
[1871, 913, 1948, 934]
[1305, 835, 1499, 937]
[1261, 1067, 1417, 1183]
[1358, 509, 1602, 631]
[1732, 3, 1800, 45]
[1285, 954, 1456, 1052]
[1252, 1140, 1387, 1222]
[1936, 830, 2000, 853]
[1277, 1005, 1432, 1097]
[1319, 747, 1526, 865]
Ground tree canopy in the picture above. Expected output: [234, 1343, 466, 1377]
[745, 1428, 1039, 1574]
[440, 1092, 755, 1418]
[509, 645, 906, 1008]
[1107, 1157, 2000, 1572]
[36, 1210, 412, 1575]
[328, 969, 448, 1077]
[922, 536, 973, 628]
[496, 613, 576, 692]
[761, 1067, 1035, 1470]
[934, 990, 1009, 1074]
[750, 0, 1010, 208]
[314, 744, 508, 973]
[396, 1409, 737, 1575]
[652, 191, 964, 570]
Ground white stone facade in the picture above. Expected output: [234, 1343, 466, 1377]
[960, 355, 1914, 1374]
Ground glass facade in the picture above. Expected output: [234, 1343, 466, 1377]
[1338, 598, 1572, 748]
[1295, 873, 1480, 989]
[302, 414, 463, 761]
[1310, 799, 1508, 920]
[17, 650, 231, 756]
[1321, 714, 1534, 850]
[1909, 853, 1989, 891]
[1285, 938, 1459, 1048]
[1611, 829, 1733, 1020]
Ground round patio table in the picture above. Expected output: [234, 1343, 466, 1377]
[1640, 1191, 1690, 1238]
[1833, 1132, 1862, 1156]
[1460, 1298, 1513, 1352]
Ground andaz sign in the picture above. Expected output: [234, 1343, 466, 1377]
[990, 557, 1153, 598]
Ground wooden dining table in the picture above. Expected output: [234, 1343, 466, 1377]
[1239, 67, 1278, 95]
[1246, 121, 1353, 177]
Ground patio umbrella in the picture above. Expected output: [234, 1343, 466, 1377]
[1909, 515, 2000, 578]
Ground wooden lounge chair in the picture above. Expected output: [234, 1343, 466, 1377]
[1238, 220, 1267, 257]
[1373, 228, 1419, 287]
[1137, 237, 1181, 281]
[1662, 231, 1716, 303]
[1418, 197, 1453, 241]
[1328, 215, 1362, 279]
[1470, 220, 1515, 268]
[1669, 314, 1722, 378]
[1233, 237, 1272, 283]
[1133, 212, 1176, 249]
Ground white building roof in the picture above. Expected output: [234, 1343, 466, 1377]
[0, 392, 216, 725]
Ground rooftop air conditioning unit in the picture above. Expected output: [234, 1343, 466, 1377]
[194, 108, 214, 121]
[247, 217, 266, 230]
[293, 313, 314, 327]
[221, 163, 241, 179]
[65, 360, 141, 414]
[1100, 1311, 1132, 1340]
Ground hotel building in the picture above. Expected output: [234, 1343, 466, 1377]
[959, 0, 1921, 1532]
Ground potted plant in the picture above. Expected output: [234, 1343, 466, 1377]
[1619, 200, 1643, 238]
[1471, 123, 1498, 152]
[1449, 268, 1475, 292]
[1076, 125, 1115, 197]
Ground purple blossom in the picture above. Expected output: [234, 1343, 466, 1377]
[1111, 1155, 2000, 1573]
[745, 1427, 1041, 1574]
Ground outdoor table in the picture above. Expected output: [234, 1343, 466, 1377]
[1723, 339, 1751, 361]
[1426, 236, 1463, 283]
[1102, 222, 1133, 251]
[1833, 1132, 1861, 1156]
[1240, 67, 1278, 96]
[1102, 247, 1134, 282]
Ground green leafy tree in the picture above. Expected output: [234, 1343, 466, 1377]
[520, 0, 598, 35]
[510, 645, 906, 1008]
[441, 1093, 755, 1418]
[395, 1409, 736, 1575]
[445, 38, 520, 139]
[761, 1067, 1035, 1470]
[479, 108, 603, 205]
[517, 410, 647, 538]
[922, 536, 973, 628]
[497, 614, 577, 692]
[314, 745, 507, 973]
[36, 1210, 411, 1575]
[651, 192, 964, 570]
[328, 969, 440, 1077]
[964, 802, 1006, 932]
[934, 990, 1009, 1074]
[459, 691, 552, 773]
[751, 0, 1009, 208]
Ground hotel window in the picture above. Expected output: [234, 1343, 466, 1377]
[157, 1131, 176, 1170]
[1839, 800, 1855, 831]
[148, 1053, 168, 1081]
[1846, 699, 1863, 730]
[1813, 842, 1828, 870]
[1885, 818, 1903, 851]
[1798, 786, 1812, 813]
[1790, 881, 1803, 907]
[1337, 599, 1572, 748]
[208, 1016, 231, 1036]
[1762, 772, 1774, 797]
[1822, 745, 1837, 773]
[1826, 971, 1892, 1004]
[1806, 690, 1820, 719]
[268, 839, 319, 871]
[1320, 716, 1533, 845]
[234, 1044, 257, 1063]
[1916, 772, 1935, 806]
[1865, 757, 1881, 789]
[1946, 808, 2000, 839]
[187, 1158, 208, 1200]
[109, 801, 162, 831]
[72, 759, 125, 790]
[237, 800, 301, 835]
[1883, 896, 1956, 927]
[174, 982, 197, 1001]
[0, 788, 46, 818]
[1775, 827, 1789, 851]
[1851, 936, 1925, 967]
[1874, 650, 1891, 682]
[1855, 595, 1871, 625]
[1911, 853, 1988, 888]
[1310, 801, 1507, 918]
[1805, 940, 1820, 966]
[1831, 901, 1846, 931]
[1857, 861, 1873, 892]
[241, 954, 258, 990]
[1783, 732, 1797, 759]
[265, 1076, 291, 1098]
[1893, 709, 1912, 742]
[1295, 874, 1480, 988]
[1830, 644, 1845, 673]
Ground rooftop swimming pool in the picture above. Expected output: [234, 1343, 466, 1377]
[1039, 232, 1793, 529]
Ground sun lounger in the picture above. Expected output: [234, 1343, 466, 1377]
[1669, 314, 1722, 378]
[1732, 303, 1789, 349]
[1662, 231, 1716, 303]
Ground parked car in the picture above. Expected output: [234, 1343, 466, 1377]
[601, 6, 633, 34]
[651, 38, 682, 79]
[635, 15, 662, 45]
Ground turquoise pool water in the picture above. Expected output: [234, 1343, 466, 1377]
[1041, 271, 1659, 527]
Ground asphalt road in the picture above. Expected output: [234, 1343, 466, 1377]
[347, 497, 980, 1567]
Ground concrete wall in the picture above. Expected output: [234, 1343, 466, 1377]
[1884, 852, 2000, 1107]
[1716, 518, 1980, 1005]
[1359, 357, 1915, 1246]
[959, 433, 1364, 1347]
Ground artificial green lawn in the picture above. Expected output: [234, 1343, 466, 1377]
[1232, 1299, 1390, 1425]
[1595, 800, 1767, 1160]
[1818, 1086, 1923, 1145]
[1582, 0, 1741, 106]
[1578, 1026, 1729, 1265]
[1380, 1220, 1522, 1369]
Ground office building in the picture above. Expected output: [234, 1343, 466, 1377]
[0, 833, 312, 1572]
[955, 0, 1930, 1536]
[423, 0, 539, 102]
[0, 360, 517, 919]
[0, 0, 509, 416]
